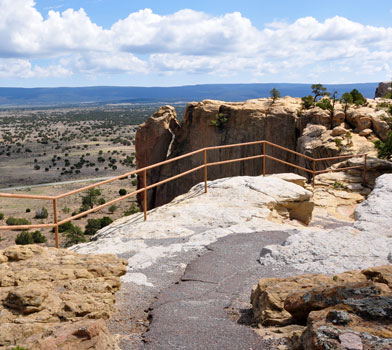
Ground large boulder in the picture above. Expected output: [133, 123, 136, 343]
[0, 245, 127, 348]
[251, 270, 367, 326]
[251, 266, 392, 350]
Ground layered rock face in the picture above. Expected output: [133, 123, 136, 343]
[251, 265, 392, 350]
[0, 245, 127, 349]
[375, 81, 392, 97]
[136, 97, 391, 209]
[137, 98, 301, 209]
[135, 105, 180, 209]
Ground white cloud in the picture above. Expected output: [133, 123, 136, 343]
[0, 58, 70, 78]
[0, 1, 392, 81]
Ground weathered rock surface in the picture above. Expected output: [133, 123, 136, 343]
[250, 270, 367, 326]
[73, 175, 313, 285]
[0, 245, 127, 349]
[136, 97, 390, 210]
[375, 82, 392, 98]
[135, 105, 180, 208]
[260, 174, 392, 274]
[251, 266, 392, 350]
[137, 97, 302, 209]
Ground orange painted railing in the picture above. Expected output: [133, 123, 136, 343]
[0, 140, 367, 248]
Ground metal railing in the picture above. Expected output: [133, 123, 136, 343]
[0, 140, 367, 248]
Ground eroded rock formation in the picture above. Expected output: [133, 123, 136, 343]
[135, 105, 180, 208]
[375, 82, 392, 98]
[0, 245, 127, 349]
[251, 265, 392, 350]
[136, 97, 391, 209]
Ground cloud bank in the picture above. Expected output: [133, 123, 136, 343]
[1, 0, 391, 82]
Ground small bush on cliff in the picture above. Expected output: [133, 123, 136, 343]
[31, 230, 47, 243]
[341, 89, 367, 108]
[316, 98, 333, 111]
[119, 188, 127, 196]
[301, 95, 315, 109]
[374, 131, 392, 160]
[270, 88, 281, 103]
[0, 213, 3, 220]
[210, 113, 228, 129]
[311, 84, 330, 101]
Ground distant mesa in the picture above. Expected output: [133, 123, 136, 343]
[0, 83, 380, 106]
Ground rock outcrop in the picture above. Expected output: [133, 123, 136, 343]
[136, 98, 302, 209]
[375, 82, 392, 98]
[135, 105, 180, 209]
[251, 265, 392, 350]
[0, 245, 127, 349]
[260, 174, 392, 274]
[136, 97, 391, 209]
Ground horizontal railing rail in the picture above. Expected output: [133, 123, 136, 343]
[0, 140, 368, 248]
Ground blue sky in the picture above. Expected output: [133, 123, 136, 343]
[1, 0, 392, 87]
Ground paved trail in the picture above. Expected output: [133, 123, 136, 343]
[111, 231, 301, 350]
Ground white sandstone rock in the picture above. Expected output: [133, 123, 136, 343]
[260, 174, 392, 274]
[72, 175, 312, 283]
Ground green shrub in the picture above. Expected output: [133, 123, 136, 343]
[34, 207, 48, 219]
[84, 216, 113, 235]
[119, 188, 127, 196]
[0, 213, 3, 220]
[57, 221, 74, 233]
[334, 138, 343, 149]
[85, 219, 101, 235]
[374, 131, 392, 160]
[124, 203, 140, 216]
[210, 113, 228, 129]
[333, 181, 347, 190]
[15, 231, 34, 245]
[100, 216, 113, 228]
[131, 178, 138, 186]
[31, 230, 47, 243]
[109, 204, 117, 213]
[63, 225, 86, 247]
[316, 98, 333, 111]
[301, 95, 315, 109]
[25, 208, 31, 213]
[6, 217, 31, 226]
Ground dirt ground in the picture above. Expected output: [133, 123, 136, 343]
[0, 179, 140, 249]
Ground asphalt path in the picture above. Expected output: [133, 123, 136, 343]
[139, 231, 301, 350]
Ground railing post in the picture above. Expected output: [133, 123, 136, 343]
[203, 149, 208, 193]
[312, 159, 316, 189]
[143, 169, 147, 221]
[52, 199, 59, 249]
[263, 142, 266, 176]
[363, 154, 367, 185]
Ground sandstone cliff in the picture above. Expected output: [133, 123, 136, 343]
[375, 81, 392, 97]
[136, 97, 392, 209]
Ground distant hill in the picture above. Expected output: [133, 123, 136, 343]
[0, 83, 379, 107]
